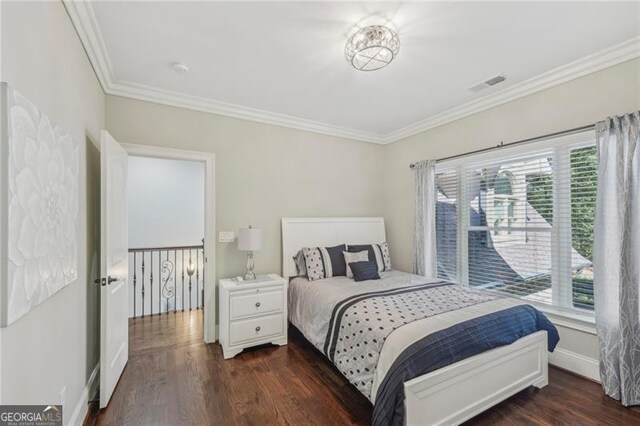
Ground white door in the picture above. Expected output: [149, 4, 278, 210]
[99, 130, 129, 408]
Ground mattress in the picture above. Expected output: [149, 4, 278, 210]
[288, 270, 559, 426]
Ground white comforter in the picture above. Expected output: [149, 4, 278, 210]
[288, 270, 525, 402]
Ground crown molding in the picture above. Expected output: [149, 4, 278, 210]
[382, 36, 640, 144]
[63, 0, 115, 92]
[107, 80, 385, 143]
[64, 0, 639, 146]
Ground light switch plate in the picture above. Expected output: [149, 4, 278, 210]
[219, 231, 235, 243]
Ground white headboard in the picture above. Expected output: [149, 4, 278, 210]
[281, 217, 386, 278]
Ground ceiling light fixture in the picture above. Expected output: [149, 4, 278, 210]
[172, 62, 190, 74]
[345, 25, 400, 71]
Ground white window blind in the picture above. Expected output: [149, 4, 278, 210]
[434, 131, 596, 314]
[435, 169, 459, 282]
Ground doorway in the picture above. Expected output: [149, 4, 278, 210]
[127, 156, 205, 318]
[122, 143, 216, 344]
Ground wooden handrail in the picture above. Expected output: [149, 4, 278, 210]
[128, 244, 204, 253]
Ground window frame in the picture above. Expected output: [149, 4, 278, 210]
[434, 130, 596, 319]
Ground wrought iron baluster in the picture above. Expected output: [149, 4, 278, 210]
[160, 250, 175, 314]
[158, 250, 161, 314]
[181, 250, 185, 312]
[202, 243, 205, 309]
[150, 251, 154, 315]
[133, 253, 137, 318]
[162, 250, 165, 314]
[141, 253, 146, 317]
[196, 250, 200, 309]
[189, 250, 193, 311]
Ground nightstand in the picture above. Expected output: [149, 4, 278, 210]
[219, 274, 288, 359]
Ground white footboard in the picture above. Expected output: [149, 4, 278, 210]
[404, 331, 548, 426]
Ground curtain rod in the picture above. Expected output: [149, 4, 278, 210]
[408, 124, 596, 169]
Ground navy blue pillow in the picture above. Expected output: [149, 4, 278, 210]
[325, 244, 347, 276]
[349, 261, 380, 282]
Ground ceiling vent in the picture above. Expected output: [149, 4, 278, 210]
[468, 74, 507, 92]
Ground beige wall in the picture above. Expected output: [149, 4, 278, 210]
[105, 95, 385, 285]
[381, 58, 640, 367]
[0, 0, 105, 422]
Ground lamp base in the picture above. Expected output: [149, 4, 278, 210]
[244, 251, 256, 280]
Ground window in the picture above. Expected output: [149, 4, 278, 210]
[491, 171, 520, 240]
[568, 145, 597, 310]
[434, 131, 596, 314]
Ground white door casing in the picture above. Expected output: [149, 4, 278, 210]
[121, 143, 216, 343]
[99, 130, 129, 408]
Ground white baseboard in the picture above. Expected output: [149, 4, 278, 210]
[67, 364, 99, 426]
[549, 347, 600, 383]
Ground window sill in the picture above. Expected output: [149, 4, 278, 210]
[534, 304, 596, 335]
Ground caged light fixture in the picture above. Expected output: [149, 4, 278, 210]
[345, 25, 400, 71]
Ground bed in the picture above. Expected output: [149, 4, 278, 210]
[282, 217, 559, 426]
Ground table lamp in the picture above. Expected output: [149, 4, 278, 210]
[238, 225, 262, 280]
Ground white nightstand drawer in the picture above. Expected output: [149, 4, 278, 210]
[230, 287, 283, 319]
[229, 313, 284, 346]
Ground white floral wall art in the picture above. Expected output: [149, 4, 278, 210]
[0, 83, 79, 326]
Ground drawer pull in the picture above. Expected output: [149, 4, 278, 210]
[255, 302, 261, 307]
[255, 326, 261, 332]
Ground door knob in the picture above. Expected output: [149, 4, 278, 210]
[94, 277, 118, 286]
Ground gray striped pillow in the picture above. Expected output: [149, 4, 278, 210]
[302, 244, 347, 281]
[347, 243, 391, 273]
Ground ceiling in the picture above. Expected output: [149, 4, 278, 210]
[66, 1, 640, 144]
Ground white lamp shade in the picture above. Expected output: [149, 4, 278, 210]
[238, 227, 262, 251]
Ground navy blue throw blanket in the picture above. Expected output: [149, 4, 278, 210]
[372, 305, 560, 426]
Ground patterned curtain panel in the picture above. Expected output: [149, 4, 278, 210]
[413, 160, 437, 278]
[594, 111, 640, 406]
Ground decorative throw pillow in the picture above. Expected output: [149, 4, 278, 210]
[347, 242, 391, 273]
[292, 250, 307, 276]
[343, 250, 369, 278]
[349, 261, 381, 282]
[302, 244, 347, 281]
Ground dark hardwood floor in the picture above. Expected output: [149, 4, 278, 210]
[88, 310, 640, 426]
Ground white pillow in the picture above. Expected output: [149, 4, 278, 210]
[343, 250, 369, 278]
